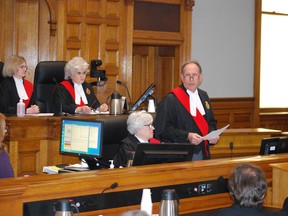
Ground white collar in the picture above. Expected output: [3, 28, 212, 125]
[135, 135, 148, 143]
[13, 76, 28, 100]
[186, 89, 205, 116]
[73, 83, 88, 105]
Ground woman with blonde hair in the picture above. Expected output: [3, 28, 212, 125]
[0, 113, 14, 178]
[0, 54, 39, 114]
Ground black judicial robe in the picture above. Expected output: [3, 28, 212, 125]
[113, 135, 160, 167]
[0, 77, 36, 114]
[154, 84, 217, 159]
[54, 79, 100, 114]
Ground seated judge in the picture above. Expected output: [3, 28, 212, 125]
[216, 163, 274, 216]
[54, 56, 108, 114]
[0, 54, 40, 114]
[154, 60, 218, 160]
[113, 111, 160, 167]
[0, 113, 14, 178]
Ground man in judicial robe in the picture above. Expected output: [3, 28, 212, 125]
[154, 60, 219, 160]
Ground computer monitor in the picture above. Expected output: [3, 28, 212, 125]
[59, 118, 104, 169]
[130, 83, 155, 111]
[277, 137, 288, 154]
[259, 137, 288, 155]
[132, 143, 194, 166]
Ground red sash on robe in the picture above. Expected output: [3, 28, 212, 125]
[60, 81, 85, 106]
[171, 87, 209, 157]
[149, 138, 161, 144]
[23, 80, 33, 108]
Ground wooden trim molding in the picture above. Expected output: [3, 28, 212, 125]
[184, 0, 195, 11]
[45, 0, 57, 36]
[125, 0, 134, 6]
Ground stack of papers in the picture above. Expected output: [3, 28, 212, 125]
[43, 166, 62, 174]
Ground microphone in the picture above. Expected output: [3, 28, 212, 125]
[81, 182, 119, 207]
[229, 142, 234, 158]
[52, 77, 66, 116]
[116, 80, 132, 111]
[101, 182, 119, 194]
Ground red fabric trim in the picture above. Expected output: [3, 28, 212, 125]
[61, 81, 85, 106]
[23, 80, 33, 108]
[171, 87, 209, 156]
[149, 138, 161, 144]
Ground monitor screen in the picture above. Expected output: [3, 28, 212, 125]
[59, 118, 103, 159]
[132, 143, 194, 166]
[130, 83, 155, 111]
[258, 137, 288, 155]
[277, 137, 288, 154]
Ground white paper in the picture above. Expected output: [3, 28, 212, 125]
[202, 124, 230, 140]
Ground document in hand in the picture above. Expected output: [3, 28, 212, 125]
[202, 124, 230, 140]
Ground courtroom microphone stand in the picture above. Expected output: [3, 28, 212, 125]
[116, 80, 132, 113]
[229, 142, 234, 158]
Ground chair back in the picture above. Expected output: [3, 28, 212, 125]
[33, 61, 66, 113]
[0, 61, 4, 83]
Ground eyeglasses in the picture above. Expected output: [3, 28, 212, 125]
[19, 65, 28, 70]
[144, 124, 154, 129]
[184, 73, 200, 80]
[76, 71, 87, 76]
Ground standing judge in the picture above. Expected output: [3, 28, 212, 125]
[54, 56, 108, 114]
[154, 60, 218, 160]
[0, 54, 39, 114]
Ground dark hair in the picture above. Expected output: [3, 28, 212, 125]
[228, 163, 267, 207]
[181, 60, 202, 74]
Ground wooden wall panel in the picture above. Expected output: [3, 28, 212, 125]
[211, 98, 255, 129]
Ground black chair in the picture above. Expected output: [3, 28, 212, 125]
[0, 61, 4, 83]
[98, 116, 129, 165]
[33, 61, 66, 113]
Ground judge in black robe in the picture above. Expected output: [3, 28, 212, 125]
[154, 60, 218, 160]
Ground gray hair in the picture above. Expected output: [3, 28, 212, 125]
[127, 111, 153, 135]
[181, 60, 202, 75]
[2, 54, 26, 77]
[64, 56, 89, 80]
[228, 163, 267, 207]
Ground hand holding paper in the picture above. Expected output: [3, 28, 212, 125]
[202, 124, 230, 140]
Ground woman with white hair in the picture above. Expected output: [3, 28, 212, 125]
[54, 56, 108, 114]
[113, 111, 160, 167]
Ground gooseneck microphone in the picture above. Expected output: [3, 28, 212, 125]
[116, 80, 132, 110]
[52, 77, 66, 116]
[101, 182, 119, 194]
[80, 182, 119, 207]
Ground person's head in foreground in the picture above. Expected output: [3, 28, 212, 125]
[228, 163, 267, 207]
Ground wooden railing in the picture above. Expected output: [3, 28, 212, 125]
[0, 154, 287, 215]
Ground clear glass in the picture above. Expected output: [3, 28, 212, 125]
[262, 0, 288, 13]
[260, 14, 288, 108]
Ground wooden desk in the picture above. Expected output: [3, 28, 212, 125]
[270, 162, 288, 208]
[5, 115, 113, 177]
[0, 154, 287, 216]
[211, 128, 282, 158]
[5, 115, 283, 177]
